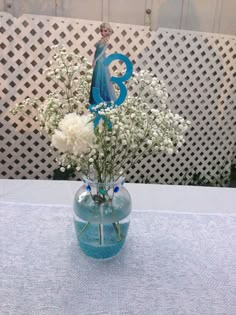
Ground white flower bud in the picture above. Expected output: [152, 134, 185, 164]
[156, 90, 163, 97]
[167, 148, 174, 155]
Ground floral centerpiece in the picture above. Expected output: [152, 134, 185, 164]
[12, 45, 190, 259]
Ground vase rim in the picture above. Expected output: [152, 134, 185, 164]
[82, 175, 125, 186]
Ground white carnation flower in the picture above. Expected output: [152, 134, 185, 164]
[51, 130, 71, 152]
[51, 113, 94, 156]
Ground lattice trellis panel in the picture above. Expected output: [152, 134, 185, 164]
[0, 12, 235, 184]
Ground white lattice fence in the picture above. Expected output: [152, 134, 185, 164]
[0, 12, 235, 184]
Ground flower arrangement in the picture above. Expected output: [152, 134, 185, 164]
[12, 46, 190, 183]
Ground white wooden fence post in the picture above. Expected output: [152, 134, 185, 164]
[150, 0, 163, 30]
[102, 0, 109, 22]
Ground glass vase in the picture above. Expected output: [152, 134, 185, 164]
[73, 177, 132, 259]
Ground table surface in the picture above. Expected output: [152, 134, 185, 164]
[1, 180, 236, 315]
[0, 179, 235, 213]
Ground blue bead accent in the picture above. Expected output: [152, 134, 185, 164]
[121, 180, 125, 186]
[114, 186, 119, 193]
[99, 188, 106, 195]
[86, 185, 91, 192]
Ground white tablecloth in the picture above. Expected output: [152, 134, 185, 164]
[1, 201, 236, 315]
[0, 179, 236, 213]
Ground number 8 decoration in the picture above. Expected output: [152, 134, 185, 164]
[104, 53, 133, 106]
[89, 53, 133, 128]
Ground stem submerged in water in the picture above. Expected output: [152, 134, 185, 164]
[78, 222, 90, 239]
[112, 222, 122, 241]
[98, 223, 104, 245]
[98, 202, 104, 245]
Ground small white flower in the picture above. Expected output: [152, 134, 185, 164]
[167, 148, 174, 155]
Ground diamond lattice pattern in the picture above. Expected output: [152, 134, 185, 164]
[0, 13, 235, 183]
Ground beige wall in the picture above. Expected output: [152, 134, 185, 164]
[1, 0, 235, 35]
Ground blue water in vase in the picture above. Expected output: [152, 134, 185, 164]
[73, 194, 131, 259]
[74, 221, 130, 259]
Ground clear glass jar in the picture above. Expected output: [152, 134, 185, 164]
[73, 177, 132, 259]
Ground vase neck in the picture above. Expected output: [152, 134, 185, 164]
[83, 176, 125, 188]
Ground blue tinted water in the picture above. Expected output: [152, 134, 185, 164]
[74, 221, 130, 259]
[73, 194, 131, 259]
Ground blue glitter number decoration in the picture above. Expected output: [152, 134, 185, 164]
[104, 53, 133, 106]
[89, 53, 133, 129]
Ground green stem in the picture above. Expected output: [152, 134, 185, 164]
[98, 224, 104, 245]
[112, 222, 122, 241]
[78, 222, 90, 239]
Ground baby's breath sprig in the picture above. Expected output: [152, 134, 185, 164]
[12, 45, 92, 137]
[11, 47, 190, 183]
